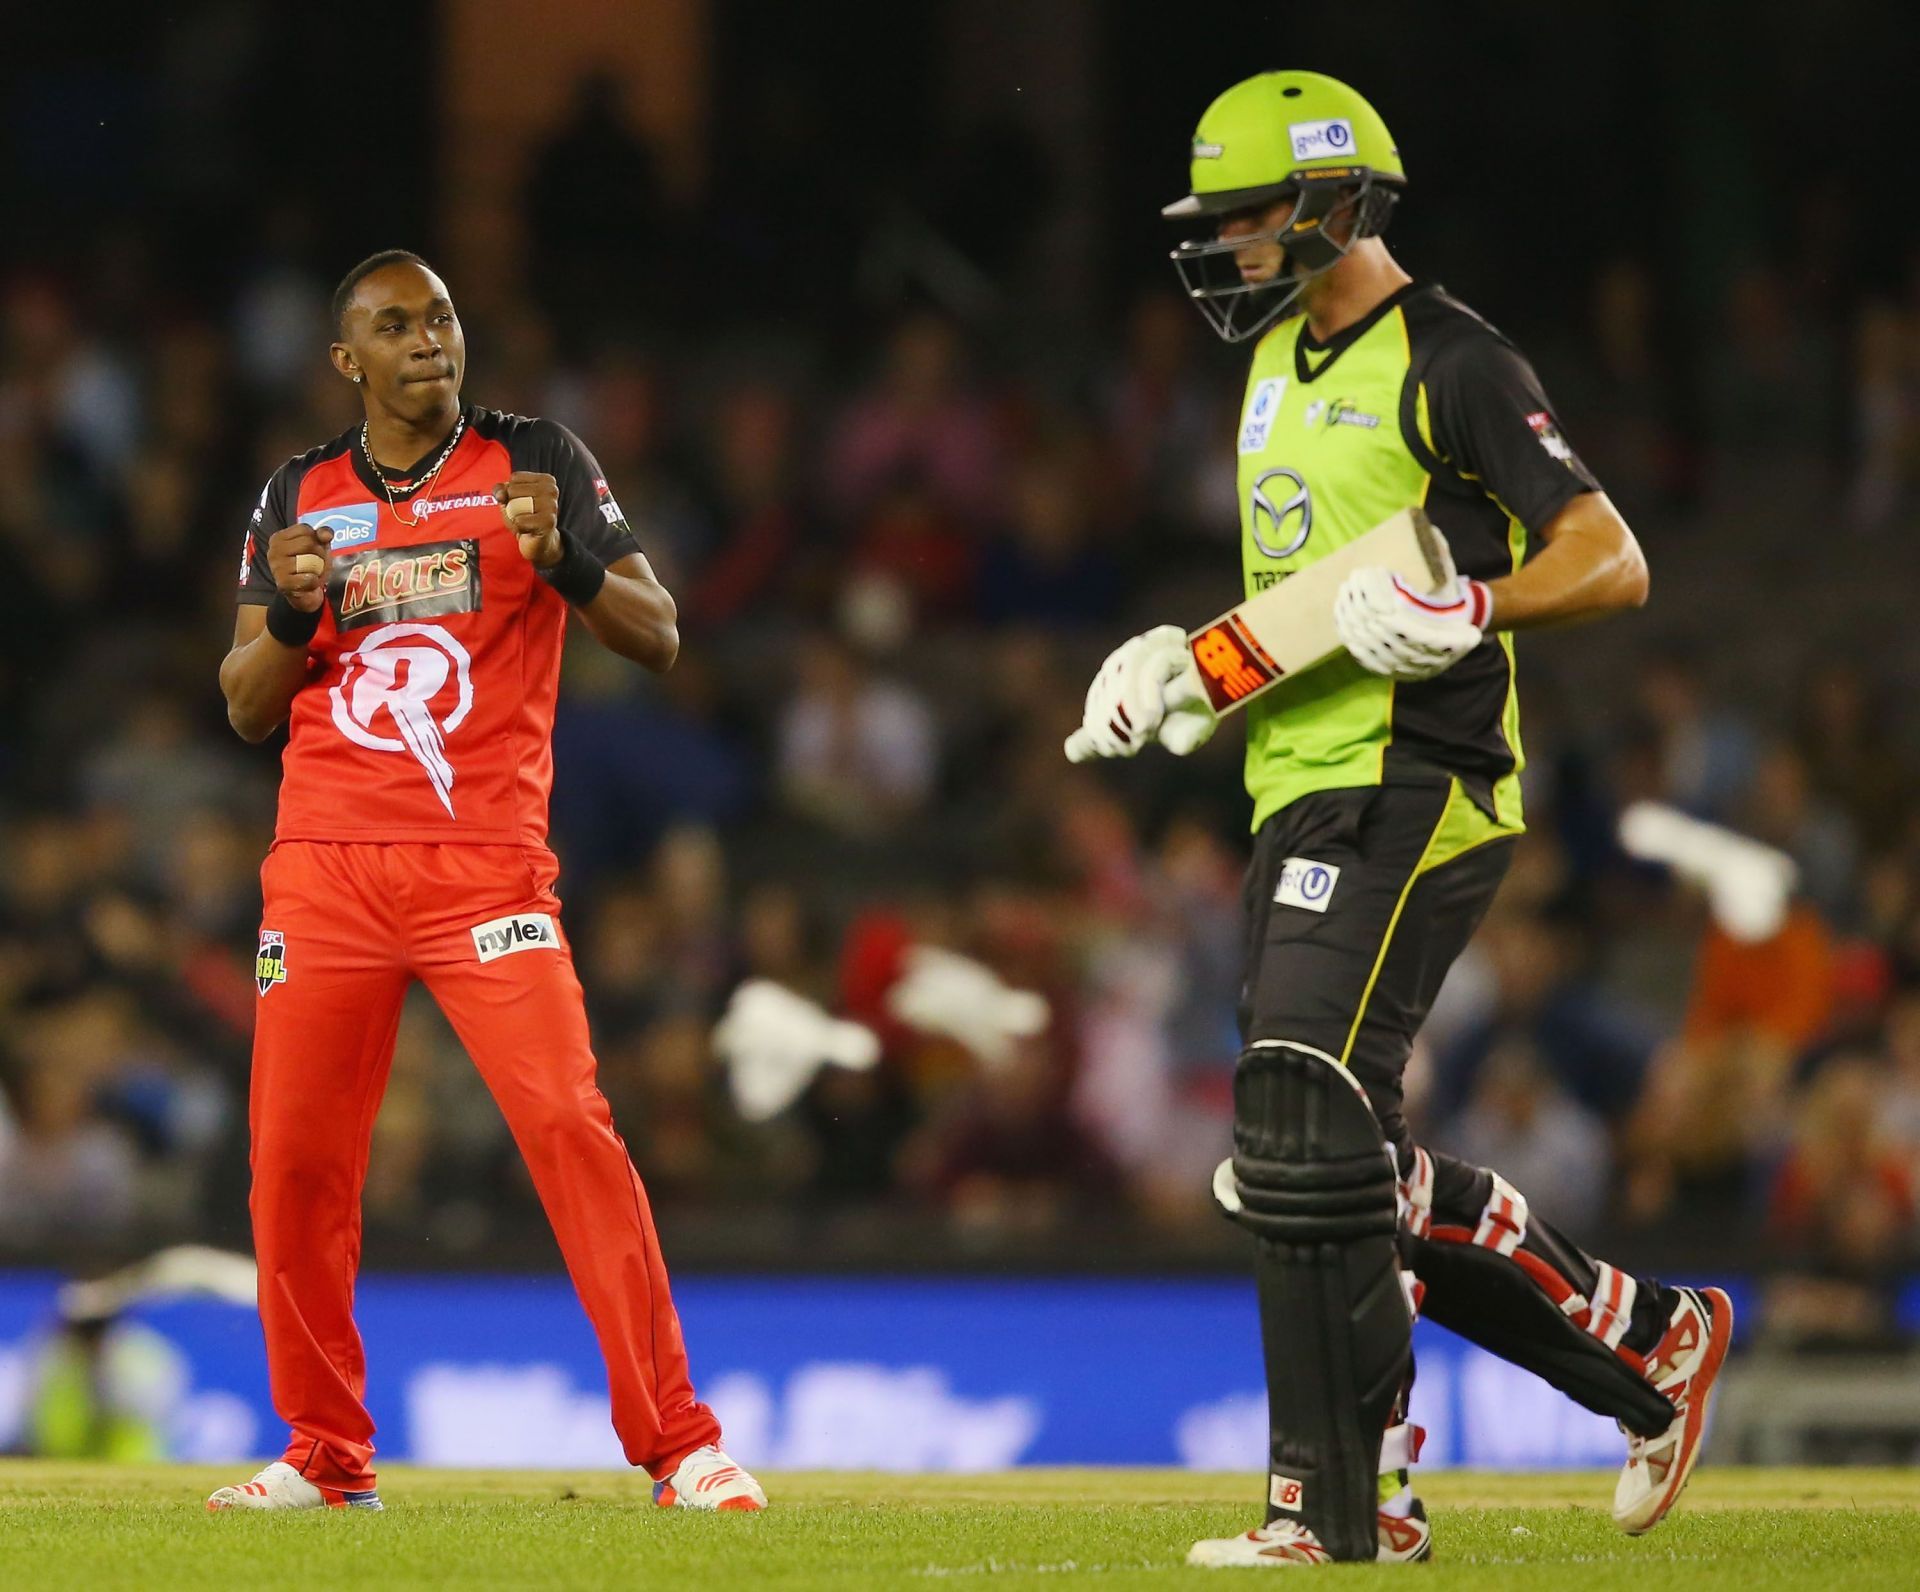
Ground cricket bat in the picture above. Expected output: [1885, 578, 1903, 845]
[1188, 506, 1456, 714]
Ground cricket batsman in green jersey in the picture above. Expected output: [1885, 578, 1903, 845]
[1067, 71, 1732, 1567]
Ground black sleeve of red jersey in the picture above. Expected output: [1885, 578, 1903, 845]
[520, 419, 644, 568]
[1426, 335, 1601, 535]
[236, 462, 298, 605]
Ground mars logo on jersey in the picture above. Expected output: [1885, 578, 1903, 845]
[330, 623, 475, 816]
[256, 930, 287, 995]
[329, 538, 482, 633]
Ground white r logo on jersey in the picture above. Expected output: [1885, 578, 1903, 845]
[329, 623, 474, 816]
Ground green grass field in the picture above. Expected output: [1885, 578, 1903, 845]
[2, 1464, 1917, 1589]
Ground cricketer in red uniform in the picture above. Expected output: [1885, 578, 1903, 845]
[216, 251, 757, 1510]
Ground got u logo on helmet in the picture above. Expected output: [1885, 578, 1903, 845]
[1288, 118, 1355, 160]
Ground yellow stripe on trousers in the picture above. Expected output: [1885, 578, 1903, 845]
[1336, 784, 1456, 1068]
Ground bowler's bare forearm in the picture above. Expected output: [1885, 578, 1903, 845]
[577, 551, 680, 672]
[1484, 492, 1649, 631]
[220, 606, 310, 742]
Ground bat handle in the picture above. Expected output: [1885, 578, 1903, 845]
[505, 495, 536, 524]
[1407, 506, 1458, 592]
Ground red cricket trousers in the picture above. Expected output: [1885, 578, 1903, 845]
[250, 840, 721, 1491]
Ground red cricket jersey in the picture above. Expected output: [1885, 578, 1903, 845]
[237, 407, 641, 847]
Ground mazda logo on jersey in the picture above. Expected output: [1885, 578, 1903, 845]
[329, 539, 482, 633]
[1249, 468, 1312, 559]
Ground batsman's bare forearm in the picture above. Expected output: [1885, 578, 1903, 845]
[1483, 491, 1648, 631]
[220, 605, 311, 743]
[578, 551, 680, 672]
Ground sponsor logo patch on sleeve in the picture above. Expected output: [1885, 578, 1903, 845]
[1526, 410, 1574, 463]
[593, 476, 628, 527]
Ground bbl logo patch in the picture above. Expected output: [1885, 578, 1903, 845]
[592, 476, 628, 528]
[1527, 410, 1574, 463]
[256, 930, 287, 995]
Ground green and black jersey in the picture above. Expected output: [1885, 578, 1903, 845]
[1234, 280, 1600, 834]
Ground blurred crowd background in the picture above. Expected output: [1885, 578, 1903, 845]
[2, 1, 1919, 1348]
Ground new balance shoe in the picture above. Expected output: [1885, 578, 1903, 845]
[206, 1460, 383, 1512]
[1187, 1506, 1431, 1568]
[1375, 1500, 1434, 1564]
[1613, 1285, 1733, 1534]
[651, 1445, 767, 1512]
[1187, 1520, 1333, 1568]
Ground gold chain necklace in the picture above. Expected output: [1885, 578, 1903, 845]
[362, 414, 466, 528]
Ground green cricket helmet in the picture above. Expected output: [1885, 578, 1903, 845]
[1164, 71, 1405, 342]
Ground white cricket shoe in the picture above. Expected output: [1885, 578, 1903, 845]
[206, 1460, 384, 1512]
[1187, 1506, 1431, 1567]
[651, 1444, 767, 1512]
[1188, 1521, 1334, 1569]
[1613, 1285, 1733, 1535]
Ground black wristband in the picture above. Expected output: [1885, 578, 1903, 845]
[265, 593, 324, 646]
[537, 529, 608, 606]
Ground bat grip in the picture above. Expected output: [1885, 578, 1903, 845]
[1408, 506, 1459, 592]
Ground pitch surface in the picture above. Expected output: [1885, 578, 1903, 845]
[2, 1464, 1916, 1588]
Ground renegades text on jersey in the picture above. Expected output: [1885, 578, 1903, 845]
[238, 407, 639, 844]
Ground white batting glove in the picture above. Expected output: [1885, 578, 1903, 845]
[1156, 655, 1219, 756]
[1334, 566, 1492, 682]
[1062, 625, 1219, 761]
[1064, 624, 1212, 762]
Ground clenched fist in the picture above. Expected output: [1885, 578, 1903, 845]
[1334, 565, 1490, 681]
[1063, 624, 1218, 763]
[267, 523, 334, 612]
[495, 472, 561, 568]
